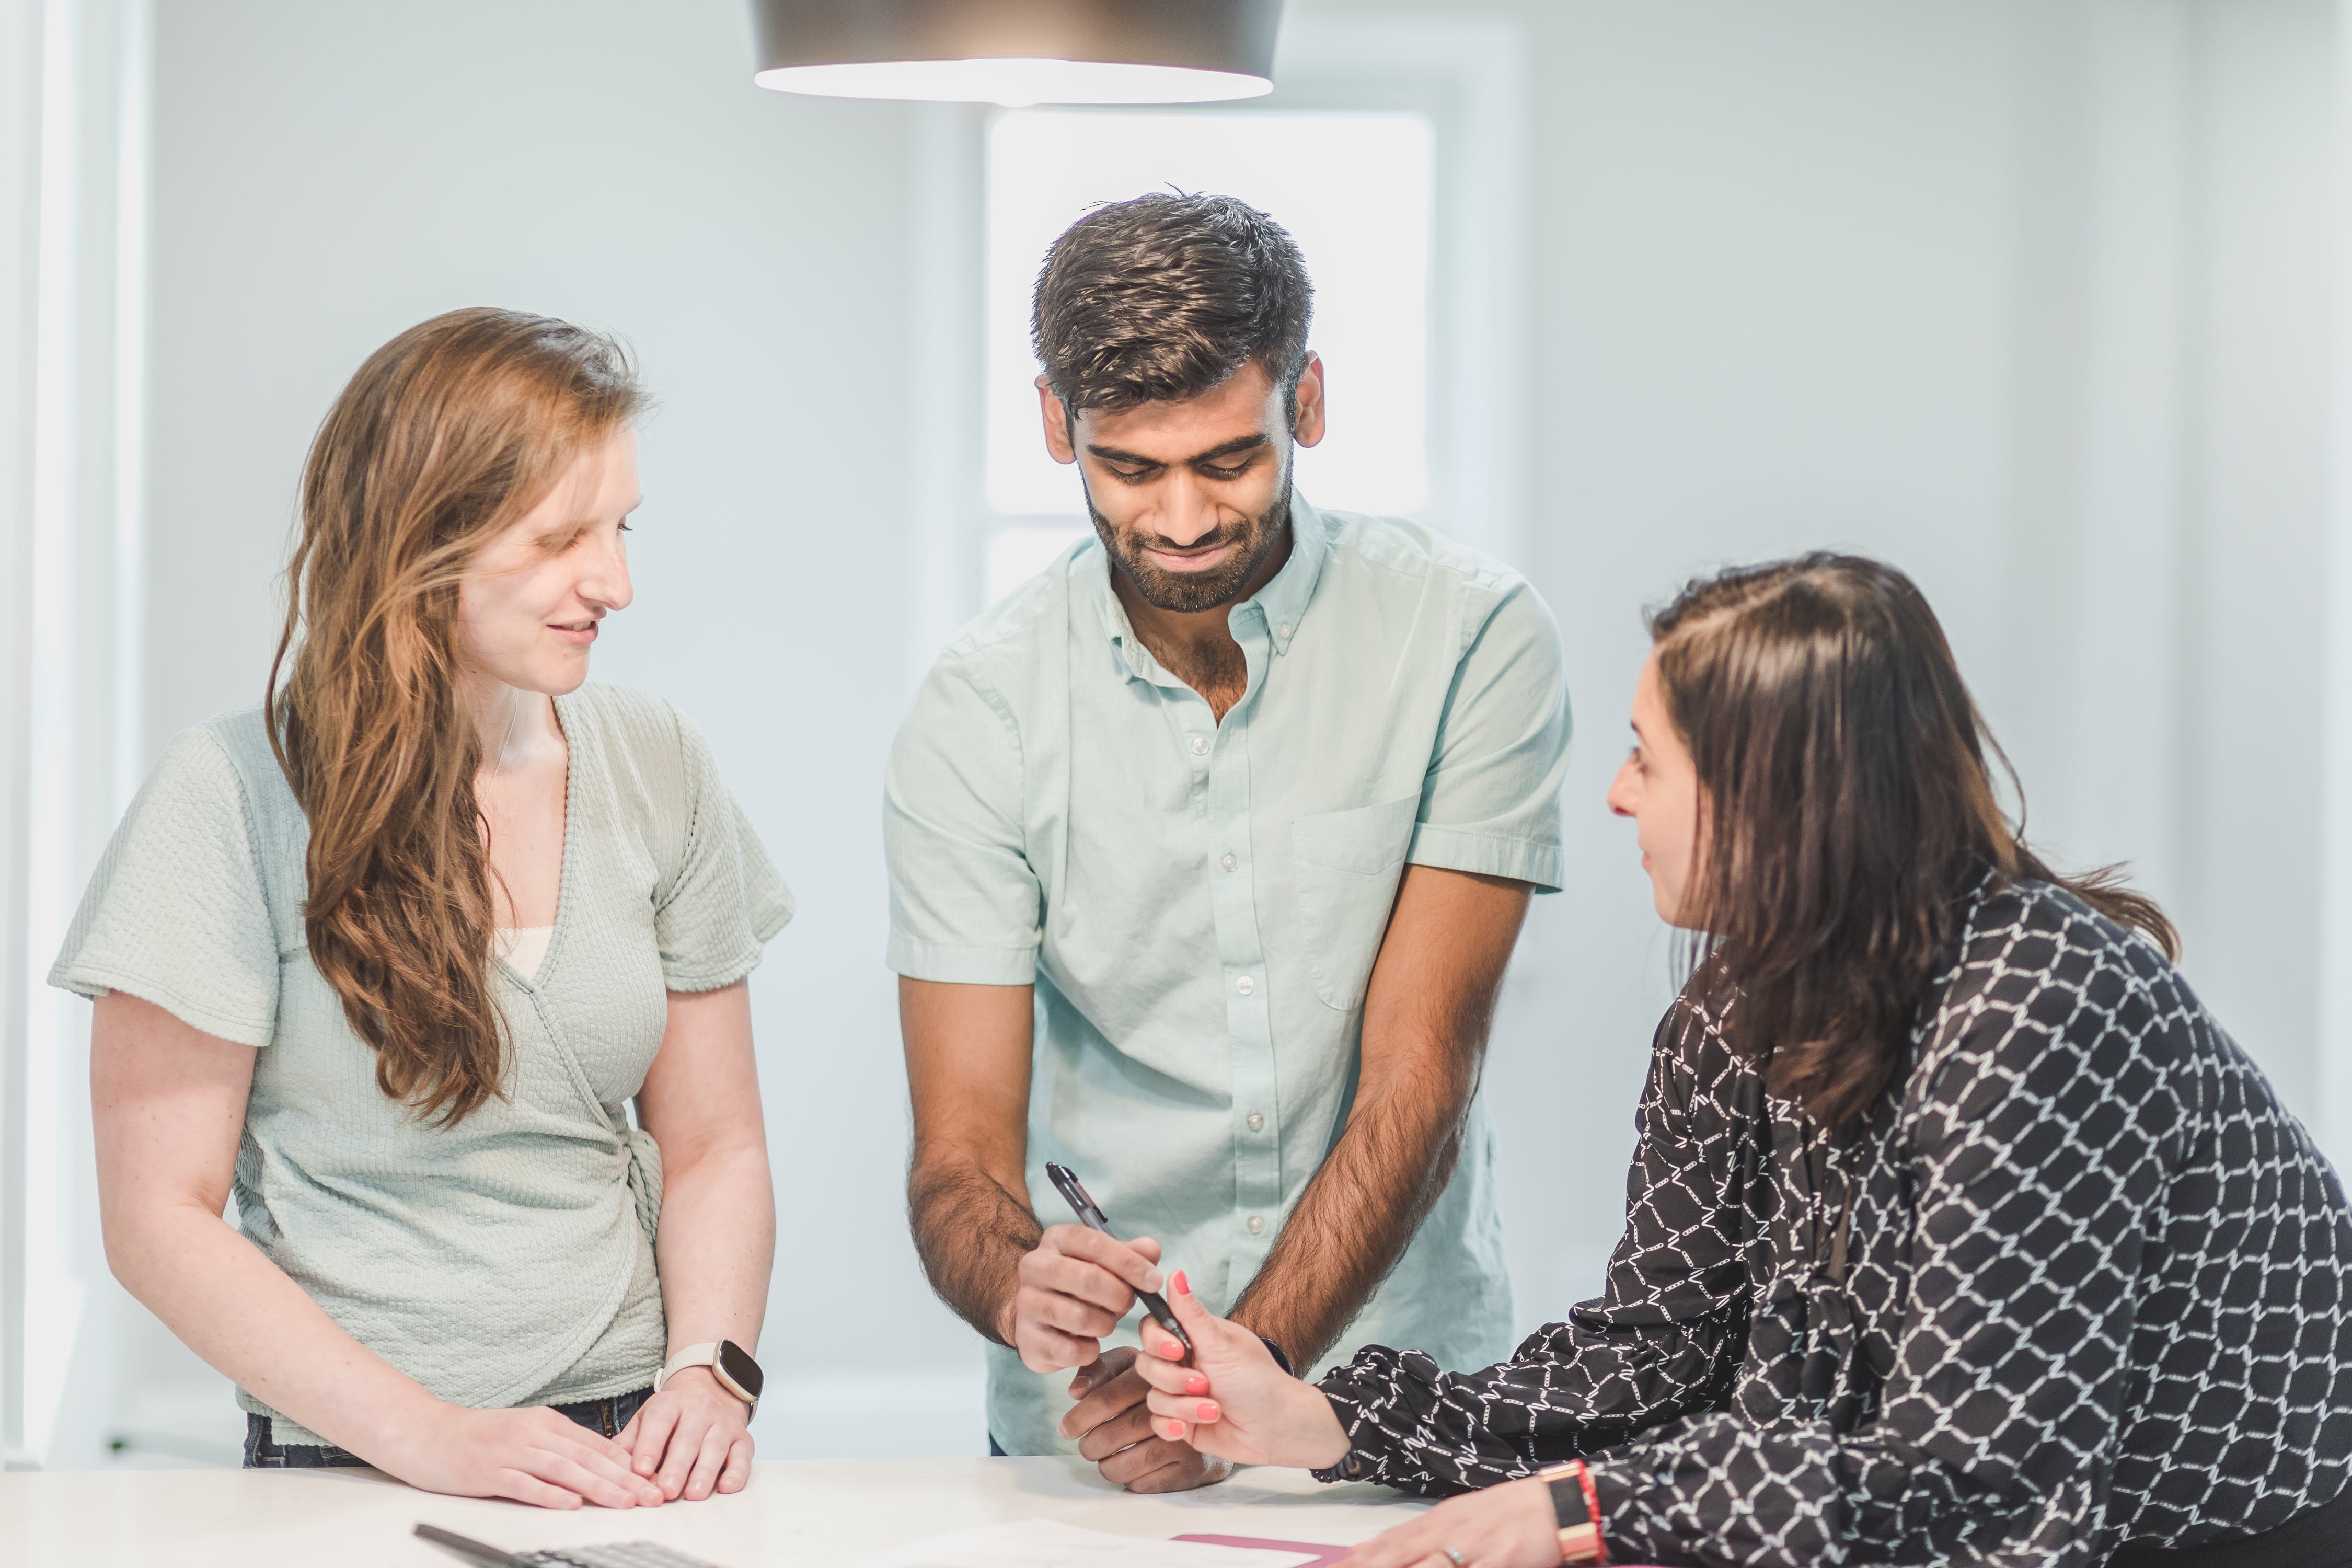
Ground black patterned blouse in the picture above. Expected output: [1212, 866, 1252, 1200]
[1317, 880, 2352, 1566]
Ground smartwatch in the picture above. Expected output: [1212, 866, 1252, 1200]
[654, 1340, 764, 1416]
[1537, 1460, 1608, 1565]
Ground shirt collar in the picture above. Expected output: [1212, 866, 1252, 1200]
[1090, 491, 1332, 682]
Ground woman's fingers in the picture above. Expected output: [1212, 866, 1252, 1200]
[534, 1411, 639, 1474]
[683, 1424, 730, 1501]
[1144, 1387, 1223, 1426]
[535, 1449, 645, 1509]
[717, 1434, 754, 1494]
[545, 1427, 662, 1506]
[494, 1467, 585, 1510]
[1132, 1348, 1197, 1392]
[655, 1415, 707, 1498]
[1338, 1517, 1437, 1567]
[1157, 1414, 1192, 1443]
[628, 1399, 681, 1478]
[1167, 1271, 1216, 1328]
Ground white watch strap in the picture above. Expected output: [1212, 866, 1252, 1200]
[654, 1342, 720, 1394]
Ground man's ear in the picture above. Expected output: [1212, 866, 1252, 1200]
[1037, 377, 1078, 465]
[1290, 353, 1327, 449]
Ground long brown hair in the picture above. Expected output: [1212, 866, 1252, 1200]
[267, 308, 645, 1125]
[1652, 552, 2176, 1127]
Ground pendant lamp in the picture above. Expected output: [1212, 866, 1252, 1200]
[750, 0, 1284, 107]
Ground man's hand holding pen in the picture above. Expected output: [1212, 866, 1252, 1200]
[990, 1223, 1226, 1493]
[998, 1223, 1165, 1374]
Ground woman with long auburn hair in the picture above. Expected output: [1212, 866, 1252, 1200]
[1107, 555, 2352, 1567]
[55, 308, 790, 1508]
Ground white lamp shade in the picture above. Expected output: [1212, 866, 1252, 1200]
[751, 0, 1283, 107]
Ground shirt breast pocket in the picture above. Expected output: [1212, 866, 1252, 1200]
[1290, 795, 1421, 1013]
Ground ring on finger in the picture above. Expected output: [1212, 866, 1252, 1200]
[1442, 1550, 1468, 1567]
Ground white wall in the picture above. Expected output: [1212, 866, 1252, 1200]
[1450, 0, 2349, 1309]
[6, 0, 2345, 1466]
[2, 0, 154, 1469]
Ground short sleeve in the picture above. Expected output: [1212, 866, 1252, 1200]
[883, 649, 1041, 985]
[653, 716, 794, 993]
[1406, 579, 1572, 892]
[48, 727, 282, 1046]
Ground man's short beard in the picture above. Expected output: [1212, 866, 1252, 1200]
[1088, 476, 1293, 615]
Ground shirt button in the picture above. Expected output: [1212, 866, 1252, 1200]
[1236, 975, 1255, 996]
[1247, 1214, 1266, 1234]
[1277, 622, 1293, 639]
[1220, 852, 1237, 872]
[1190, 735, 1209, 756]
[1246, 1111, 1265, 1132]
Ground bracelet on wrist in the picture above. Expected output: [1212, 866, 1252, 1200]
[1306, 1390, 1362, 1484]
[1536, 1460, 1609, 1565]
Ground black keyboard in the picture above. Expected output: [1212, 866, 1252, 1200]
[520, 1547, 725, 1568]
[415, 1523, 725, 1568]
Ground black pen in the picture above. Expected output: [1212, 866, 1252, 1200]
[1044, 1161, 1192, 1354]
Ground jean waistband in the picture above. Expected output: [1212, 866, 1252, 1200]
[241, 1386, 655, 1469]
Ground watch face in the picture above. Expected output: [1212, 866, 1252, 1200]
[716, 1339, 764, 1401]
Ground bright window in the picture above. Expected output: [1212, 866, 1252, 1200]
[983, 110, 1433, 602]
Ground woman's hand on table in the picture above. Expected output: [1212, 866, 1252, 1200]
[619, 1366, 755, 1501]
[1129, 1272, 1352, 1470]
[1334, 1477, 1563, 1568]
[381, 1402, 667, 1510]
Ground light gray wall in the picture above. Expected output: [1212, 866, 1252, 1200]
[101, 0, 2345, 1459]
[1376, 0, 2348, 1310]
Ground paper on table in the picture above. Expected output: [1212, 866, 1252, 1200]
[839, 1518, 1328, 1568]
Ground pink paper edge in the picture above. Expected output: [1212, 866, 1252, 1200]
[1170, 1532, 1350, 1566]
[1174, 1532, 1667, 1568]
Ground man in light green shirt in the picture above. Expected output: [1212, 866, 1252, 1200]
[886, 193, 1570, 1491]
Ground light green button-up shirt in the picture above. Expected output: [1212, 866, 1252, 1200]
[884, 498, 1571, 1454]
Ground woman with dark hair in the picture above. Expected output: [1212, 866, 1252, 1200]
[54, 308, 789, 1508]
[1122, 554, 2352, 1566]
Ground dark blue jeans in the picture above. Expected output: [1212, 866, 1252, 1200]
[242, 1387, 654, 1468]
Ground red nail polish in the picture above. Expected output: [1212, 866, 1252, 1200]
[1198, 1401, 1219, 1421]
[1185, 1374, 1208, 1394]
[1172, 1270, 1189, 1296]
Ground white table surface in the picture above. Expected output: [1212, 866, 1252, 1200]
[3, 1457, 1429, 1567]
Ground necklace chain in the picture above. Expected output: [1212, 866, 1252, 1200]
[493, 691, 523, 778]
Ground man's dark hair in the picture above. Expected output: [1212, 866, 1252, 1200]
[1031, 192, 1315, 419]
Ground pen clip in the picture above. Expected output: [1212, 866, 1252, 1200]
[1045, 1161, 1102, 1225]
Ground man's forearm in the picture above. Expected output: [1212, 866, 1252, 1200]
[909, 1156, 1044, 1345]
[1229, 867, 1524, 1368]
[1228, 1066, 1471, 1368]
